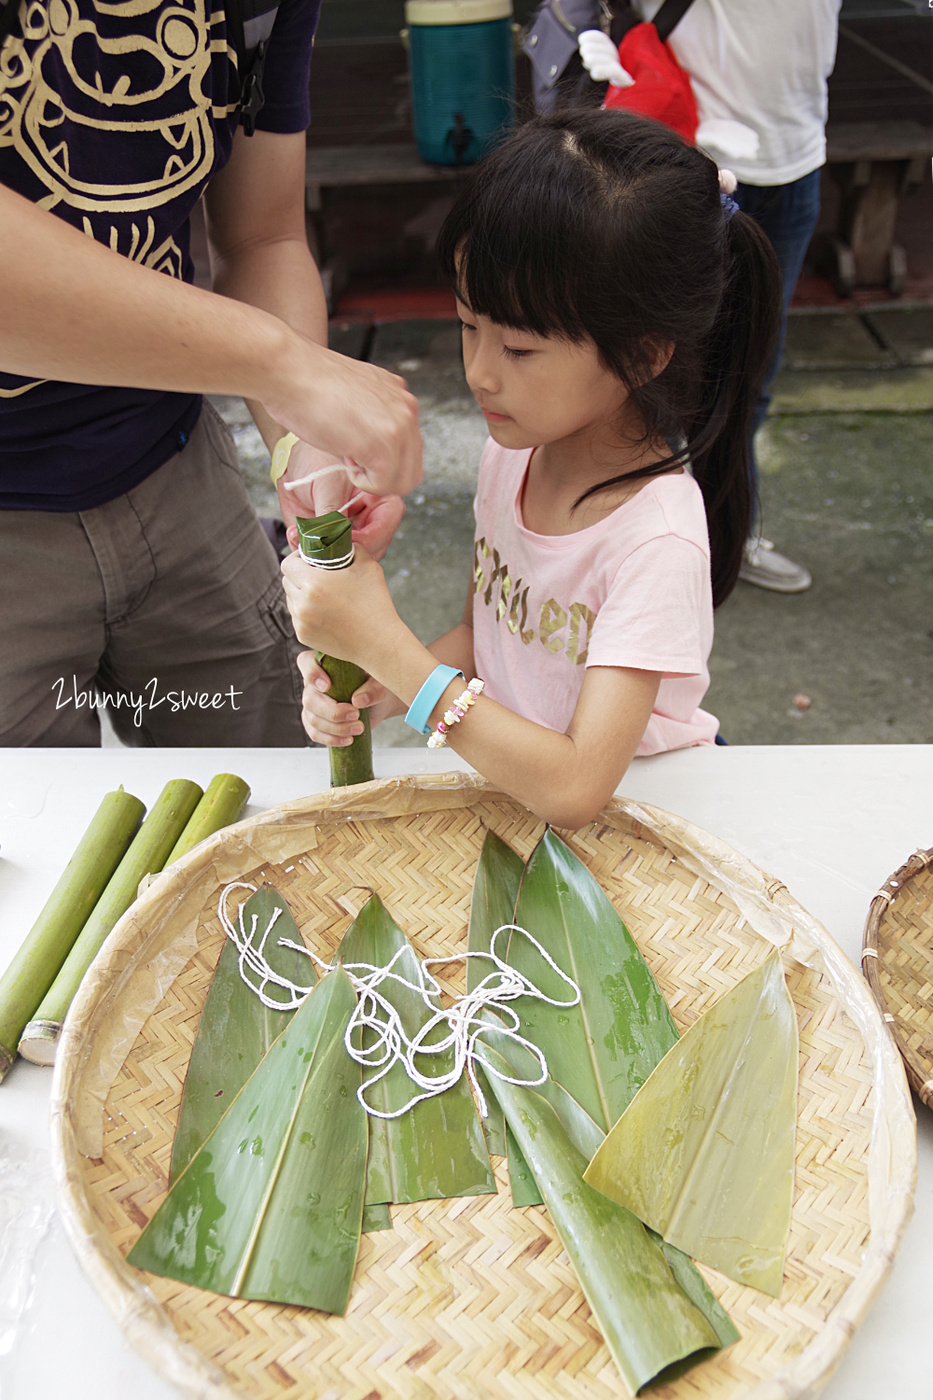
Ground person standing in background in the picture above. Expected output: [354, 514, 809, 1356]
[623, 0, 843, 593]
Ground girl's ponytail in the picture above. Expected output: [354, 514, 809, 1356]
[689, 212, 781, 607]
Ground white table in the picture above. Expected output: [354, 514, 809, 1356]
[1, 746, 930, 1400]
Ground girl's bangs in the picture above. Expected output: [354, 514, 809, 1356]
[441, 151, 590, 342]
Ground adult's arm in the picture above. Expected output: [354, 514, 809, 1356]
[0, 179, 421, 498]
[202, 126, 327, 453]
[202, 127, 406, 552]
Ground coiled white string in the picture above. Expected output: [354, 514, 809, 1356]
[218, 882, 580, 1121]
[297, 543, 355, 569]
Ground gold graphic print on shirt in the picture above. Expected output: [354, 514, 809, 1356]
[0, 0, 227, 233]
[474, 537, 596, 665]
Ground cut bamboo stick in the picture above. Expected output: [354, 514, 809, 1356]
[295, 512, 375, 788]
[319, 656, 374, 787]
[163, 773, 251, 866]
[0, 788, 145, 1084]
[17, 779, 202, 1066]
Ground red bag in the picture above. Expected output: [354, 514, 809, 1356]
[602, 20, 698, 145]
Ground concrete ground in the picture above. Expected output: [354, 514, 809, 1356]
[216, 300, 933, 750]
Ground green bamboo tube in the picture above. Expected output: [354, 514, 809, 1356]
[164, 773, 251, 866]
[17, 779, 203, 1067]
[0, 788, 145, 1084]
[319, 655, 374, 788]
[295, 512, 375, 789]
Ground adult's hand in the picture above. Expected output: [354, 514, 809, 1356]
[275, 439, 406, 560]
[261, 341, 423, 500]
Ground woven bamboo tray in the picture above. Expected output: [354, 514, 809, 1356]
[862, 845, 933, 1110]
[50, 774, 916, 1400]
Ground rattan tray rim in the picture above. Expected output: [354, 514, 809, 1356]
[49, 774, 917, 1400]
[861, 843, 933, 1110]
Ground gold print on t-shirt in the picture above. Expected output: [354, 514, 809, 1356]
[473, 536, 596, 665]
[83, 210, 184, 276]
[0, 0, 222, 217]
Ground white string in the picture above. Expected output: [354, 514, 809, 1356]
[297, 544, 355, 569]
[282, 462, 352, 493]
[216, 884, 581, 1121]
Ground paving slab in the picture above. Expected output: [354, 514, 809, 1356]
[709, 412, 933, 745]
[781, 310, 898, 370]
[770, 365, 933, 412]
[863, 305, 933, 366]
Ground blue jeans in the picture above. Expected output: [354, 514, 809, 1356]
[736, 168, 822, 472]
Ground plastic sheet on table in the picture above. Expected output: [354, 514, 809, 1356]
[0, 1139, 55, 1388]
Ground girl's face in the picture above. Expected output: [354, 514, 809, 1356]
[456, 299, 629, 454]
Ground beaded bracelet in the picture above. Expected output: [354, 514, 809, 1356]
[427, 678, 485, 748]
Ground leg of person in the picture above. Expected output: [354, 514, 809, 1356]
[736, 168, 822, 593]
[96, 404, 307, 746]
[0, 510, 108, 746]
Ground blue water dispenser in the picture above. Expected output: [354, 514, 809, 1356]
[405, 1, 515, 166]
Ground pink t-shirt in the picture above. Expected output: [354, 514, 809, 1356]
[472, 440, 718, 755]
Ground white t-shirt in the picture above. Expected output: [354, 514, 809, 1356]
[471, 440, 718, 756]
[635, 0, 841, 185]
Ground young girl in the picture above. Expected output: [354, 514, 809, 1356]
[282, 108, 780, 828]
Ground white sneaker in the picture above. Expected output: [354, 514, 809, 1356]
[739, 537, 812, 593]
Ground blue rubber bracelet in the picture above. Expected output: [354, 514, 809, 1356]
[405, 664, 463, 735]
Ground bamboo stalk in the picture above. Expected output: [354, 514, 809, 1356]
[17, 779, 202, 1066]
[295, 512, 374, 788]
[319, 655, 374, 787]
[0, 788, 145, 1083]
[163, 773, 251, 866]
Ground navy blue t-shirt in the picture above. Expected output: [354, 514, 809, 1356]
[0, 0, 321, 511]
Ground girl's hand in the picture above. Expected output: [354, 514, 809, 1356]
[296, 651, 401, 746]
[281, 544, 399, 675]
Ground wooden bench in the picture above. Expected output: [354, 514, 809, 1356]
[305, 143, 474, 308]
[819, 120, 933, 295]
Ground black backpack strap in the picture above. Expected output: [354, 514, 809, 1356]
[609, 0, 697, 46]
[225, 0, 282, 135]
[652, 0, 698, 44]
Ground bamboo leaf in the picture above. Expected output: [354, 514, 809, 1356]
[467, 830, 521, 1160]
[170, 884, 316, 1182]
[481, 1041, 732, 1396]
[129, 969, 366, 1314]
[584, 950, 798, 1297]
[469, 832, 544, 1204]
[508, 828, 680, 1132]
[361, 1203, 392, 1232]
[337, 893, 495, 1206]
[477, 826, 742, 1370]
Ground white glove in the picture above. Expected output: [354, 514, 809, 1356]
[695, 118, 760, 163]
[577, 30, 634, 88]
